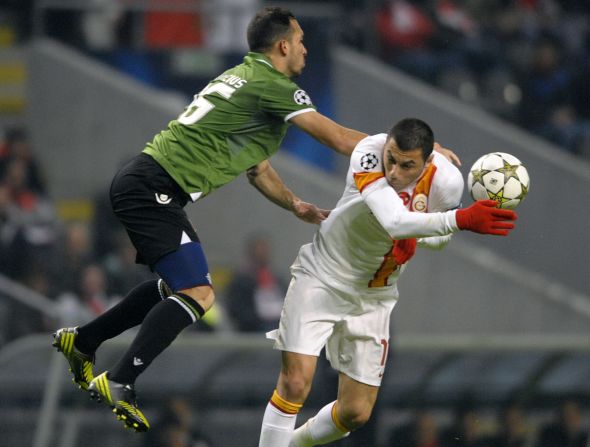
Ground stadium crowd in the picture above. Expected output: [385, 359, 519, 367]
[6, 0, 590, 159]
[367, 0, 590, 157]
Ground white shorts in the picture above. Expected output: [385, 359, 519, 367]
[267, 265, 397, 387]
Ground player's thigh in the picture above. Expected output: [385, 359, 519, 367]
[326, 298, 395, 387]
[268, 268, 342, 357]
[110, 154, 212, 294]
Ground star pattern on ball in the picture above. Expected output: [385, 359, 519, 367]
[487, 188, 510, 206]
[516, 182, 529, 200]
[470, 168, 490, 186]
[360, 153, 379, 170]
[497, 159, 521, 183]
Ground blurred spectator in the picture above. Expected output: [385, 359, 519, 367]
[387, 410, 443, 447]
[55, 263, 119, 327]
[0, 127, 46, 195]
[51, 221, 96, 294]
[0, 157, 58, 281]
[517, 39, 577, 152]
[0, 182, 17, 274]
[145, 397, 214, 447]
[376, 0, 437, 82]
[442, 405, 491, 447]
[535, 399, 589, 447]
[487, 403, 534, 447]
[377, 0, 435, 53]
[226, 233, 285, 332]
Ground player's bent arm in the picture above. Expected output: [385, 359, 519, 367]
[363, 179, 459, 239]
[289, 111, 367, 156]
[246, 160, 329, 224]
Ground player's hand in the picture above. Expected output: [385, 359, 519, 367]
[434, 142, 461, 167]
[392, 238, 417, 265]
[292, 199, 330, 224]
[455, 200, 517, 236]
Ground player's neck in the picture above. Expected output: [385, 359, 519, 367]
[265, 52, 292, 78]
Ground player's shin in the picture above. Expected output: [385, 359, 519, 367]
[290, 401, 350, 447]
[75, 279, 168, 354]
[259, 390, 303, 447]
[108, 292, 204, 384]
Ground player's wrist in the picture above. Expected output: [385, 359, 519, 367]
[449, 209, 461, 232]
[290, 197, 301, 213]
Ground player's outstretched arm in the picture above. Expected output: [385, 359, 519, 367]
[290, 111, 367, 156]
[246, 160, 329, 224]
[362, 180, 517, 239]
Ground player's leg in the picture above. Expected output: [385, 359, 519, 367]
[259, 351, 318, 447]
[53, 155, 178, 392]
[89, 240, 213, 432]
[86, 153, 211, 431]
[290, 374, 379, 447]
[260, 267, 337, 447]
[291, 294, 394, 446]
[52, 279, 169, 390]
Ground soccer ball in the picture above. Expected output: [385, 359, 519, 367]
[467, 152, 530, 209]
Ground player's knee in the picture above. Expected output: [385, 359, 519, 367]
[179, 286, 215, 313]
[278, 371, 312, 402]
[337, 401, 373, 431]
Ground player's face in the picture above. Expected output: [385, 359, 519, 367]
[285, 19, 307, 77]
[383, 138, 430, 191]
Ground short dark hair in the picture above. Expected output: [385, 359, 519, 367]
[388, 118, 434, 162]
[247, 6, 296, 53]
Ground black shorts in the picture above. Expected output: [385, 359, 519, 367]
[110, 153, 199, 267]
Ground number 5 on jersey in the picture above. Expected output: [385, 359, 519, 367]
[178, 83, 236, 125]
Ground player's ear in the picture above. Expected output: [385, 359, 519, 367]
[425, 153, 434, 166]
[278, 39, 289, 55]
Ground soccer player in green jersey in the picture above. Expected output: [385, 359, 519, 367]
[51, 6, 369, 432]
[52, 6, 458, 432]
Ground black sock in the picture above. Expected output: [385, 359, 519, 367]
[109, 293, 205, 384]
[75, 279, 169, 355]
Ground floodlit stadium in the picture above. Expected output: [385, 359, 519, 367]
[1, 1, 590, 446]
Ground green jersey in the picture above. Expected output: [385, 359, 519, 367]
[143, 52, 316, 201]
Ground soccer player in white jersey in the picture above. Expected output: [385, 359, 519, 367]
[258, 118, 518, 447]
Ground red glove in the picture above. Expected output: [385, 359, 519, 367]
[392, 238, 417, 265]
[456, 200, 517, 236]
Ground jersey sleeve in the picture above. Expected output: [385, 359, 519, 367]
[350, 134, 387, 192]
[259, 78, 316, 122]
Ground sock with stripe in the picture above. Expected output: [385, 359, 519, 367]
[75, 279, 169, 355]
[259, 390, 302, 447]
[290, 401, 350, 447]
[108, 292, 204, 384]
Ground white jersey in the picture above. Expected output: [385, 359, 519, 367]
[296, 133, 464, 297]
